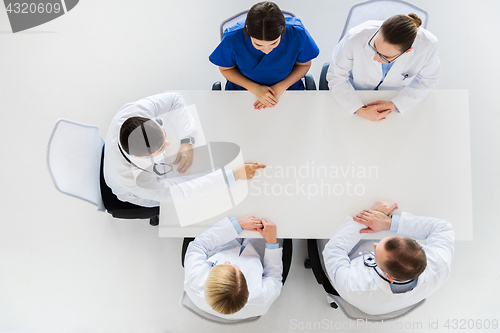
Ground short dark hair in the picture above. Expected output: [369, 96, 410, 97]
[383, 236, 427, 281]
[380, 13, 422, 52]
[119, 117, 164, 157]
[244, 1, 286, 41]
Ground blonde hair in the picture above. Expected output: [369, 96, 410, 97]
[205, 265, 249, 315]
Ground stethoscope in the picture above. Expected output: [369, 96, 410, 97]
[117, 119, 173, 176]
[363, 251, 415, 285]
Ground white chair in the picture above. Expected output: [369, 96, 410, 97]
[340, 0, 428, 41]
[179, 291, 260, 325]
[214, 9, 316, 91]
[305, 239, 425, 321]
[319, 0, 429, 90]
[47, 119, 160, 225]
[47, 119, 105, 210]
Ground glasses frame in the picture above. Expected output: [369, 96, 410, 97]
[368, 30, 410, 64]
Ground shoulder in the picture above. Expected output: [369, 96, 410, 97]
[221, 20, 245, 41]
[345, 20, 381, 40]
[415, 27, 439, 47]
[284, 16, 307, 38]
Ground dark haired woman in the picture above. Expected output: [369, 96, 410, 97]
[327, 14, 440, 121]
[209, 1, 319, 110]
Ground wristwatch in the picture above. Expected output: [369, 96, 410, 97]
[181, 137, 195, 145]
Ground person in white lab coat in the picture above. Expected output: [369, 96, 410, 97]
[327, 14, 440, 121]
[323, 200, 454, 315]
[104, 92, 265, 207]
[184, 216, 282, 319]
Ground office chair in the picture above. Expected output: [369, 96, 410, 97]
[319, 0, 429, 90]
[179, 291, 261, 324]
[179, 237, 293, 323]
[305, 239, 425, 321]
[212, 10, 316, 91]
[47, 119, 160, 226]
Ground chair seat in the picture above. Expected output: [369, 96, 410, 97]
[99, 146, 159, 219]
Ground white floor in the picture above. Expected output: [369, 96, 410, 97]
[1, 0, 499, 332]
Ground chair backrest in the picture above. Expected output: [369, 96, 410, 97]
[47, 119, 104, 210]
[220, 10, 295, 40]
[340, 0, 428, 41]
[179, 291, 260, 324]
[311, 239, 426, 321]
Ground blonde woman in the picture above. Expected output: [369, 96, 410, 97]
[183, 216, 283, 319]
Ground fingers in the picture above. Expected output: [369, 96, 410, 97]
[173, 153, 180, 165]
[359, 228, 376, 234]
[266, 89, 278, 102]
[368, 104, 385, 111]
[353, 216, 368, 224]
[377, 109, 392, 115]
[389, 202, 398, 213]
[366, 100, 384, 106]
[179, 159, 192, 173]
[249, 163, 266, 169]
[176, 157, 188, 173]
[254, 101, 267, 110]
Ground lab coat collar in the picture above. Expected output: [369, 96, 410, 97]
[368, 265, 394, 294]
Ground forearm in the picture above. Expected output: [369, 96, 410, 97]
[276, 62, 311, 90]
[219, 67, 260, 92]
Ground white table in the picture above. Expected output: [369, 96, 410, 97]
[158, 90, 472, 240]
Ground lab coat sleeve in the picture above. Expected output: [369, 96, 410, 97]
[396, 211, 455, 269]
[132, 167, 229, 203]
[326, 36, 365, 114]
[260, 247, 283, 313]
[139, 92, 197, 139]
[322, 217, 365, 292]
[391, 42, 440, 113]
[184, 217, 240, 285]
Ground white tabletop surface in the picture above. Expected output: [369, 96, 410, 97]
[159, 90, 472, 240]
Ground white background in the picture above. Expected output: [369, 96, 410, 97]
[0, 0, 499, 332]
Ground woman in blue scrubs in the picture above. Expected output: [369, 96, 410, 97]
[209, 1, 319, 110]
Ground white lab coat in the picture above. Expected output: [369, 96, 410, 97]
[327, 21, 440, 114]
[184, 217, 283, 320]
[323, 212, 454, 315]
[104, 92, 199, 207]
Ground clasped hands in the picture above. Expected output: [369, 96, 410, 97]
[238, 216, 278, 244]
[251, 83, 286, 110]
[353, 200, 398, 233]
[355, 100, 397, 122]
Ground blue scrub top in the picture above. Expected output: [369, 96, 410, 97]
[209, 17, 319, 90]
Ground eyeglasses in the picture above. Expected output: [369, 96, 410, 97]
[368, 30, 409, 64]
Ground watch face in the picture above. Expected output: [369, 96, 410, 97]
[182, 137, 195, 145]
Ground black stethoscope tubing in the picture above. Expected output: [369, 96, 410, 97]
[363, 251, 415, 285]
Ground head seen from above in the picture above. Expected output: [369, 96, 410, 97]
[244, 1, 285, 54]
[370, 13, 422, 63]
[205, 264, 249, 315]
[119, 117, 168, 157]
[374, 236, 427, 282]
